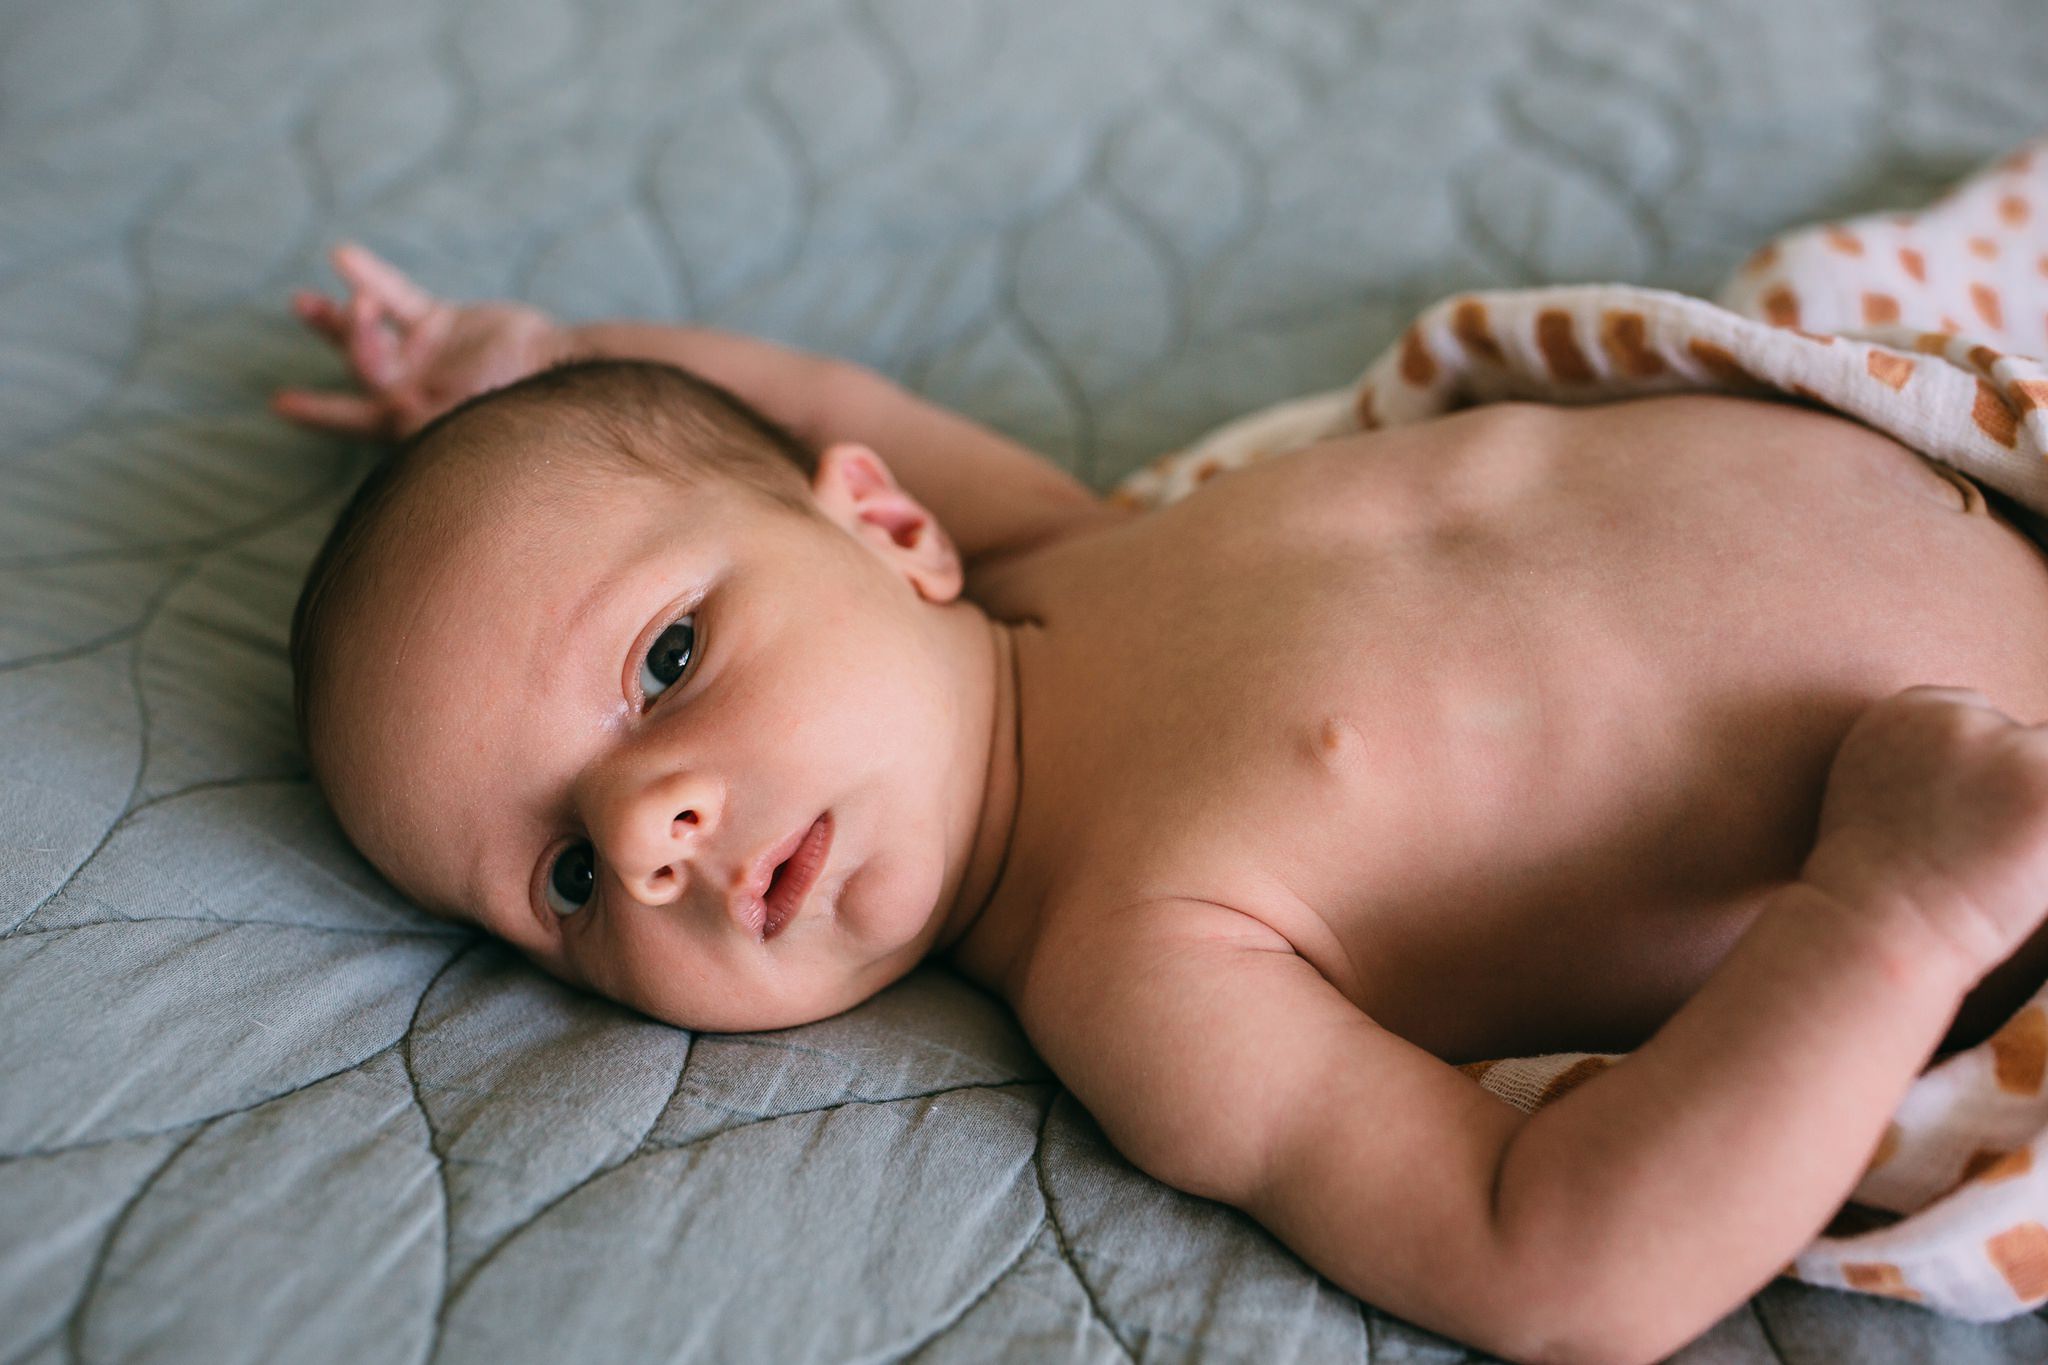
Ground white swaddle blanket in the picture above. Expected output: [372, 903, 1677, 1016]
[1109, 139, 2048, 1320]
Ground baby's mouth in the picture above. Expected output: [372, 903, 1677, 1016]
[761, 813, 832, 939]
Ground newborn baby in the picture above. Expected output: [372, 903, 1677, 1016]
[280, 243, 2048, 1363]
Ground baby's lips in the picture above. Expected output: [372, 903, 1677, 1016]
[725, 886, 769, 938]
[761, 814, 832, 939]
[729, 814, 830, 940]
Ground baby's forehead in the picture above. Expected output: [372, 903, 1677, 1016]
[402, 435, 645, 525]
[391, 409, 806, 561]
[358, 464, 684, 620]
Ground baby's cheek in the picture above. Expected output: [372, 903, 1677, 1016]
[521, 941, 598, 996]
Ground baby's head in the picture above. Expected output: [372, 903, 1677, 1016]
[292, 360, 1003, 1032]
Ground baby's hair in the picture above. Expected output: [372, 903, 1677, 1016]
[288, 358, 820, 747]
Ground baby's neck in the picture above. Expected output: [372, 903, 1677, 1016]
[930, 606, 1041, 991]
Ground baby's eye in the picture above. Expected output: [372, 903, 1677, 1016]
[640, 615, 696, 703]
[545, 841, 596, 917]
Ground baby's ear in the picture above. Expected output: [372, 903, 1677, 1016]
[811, 442, 962, 603]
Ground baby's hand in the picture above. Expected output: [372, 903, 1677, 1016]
[273, 243, 567, 440]
[1801, 685, 2048, 983]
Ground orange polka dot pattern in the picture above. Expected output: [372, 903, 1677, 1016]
[1104, 138, 2048, 1320]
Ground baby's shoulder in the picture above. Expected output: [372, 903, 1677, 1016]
[1042, 891, 1293, 949]
[1016, 893, 1297, 1024]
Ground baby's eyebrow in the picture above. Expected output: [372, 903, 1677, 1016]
[529, 567, 634, 697]
[533, 539, 699, 706]
[563, 565, 633, 643]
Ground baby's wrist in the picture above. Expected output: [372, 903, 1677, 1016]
[1787, 856, 1985, 1000]
[554, 321, 598, 360]
[556, 320, 645, 368]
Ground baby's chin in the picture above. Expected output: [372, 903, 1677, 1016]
[536, 953, 899, 1036]
[629, 990, 878, 1036]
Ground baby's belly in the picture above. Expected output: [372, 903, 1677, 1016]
[1236, 399, 2048, 1063]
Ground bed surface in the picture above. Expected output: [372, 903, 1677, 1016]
[7, 0, 2048, 1358]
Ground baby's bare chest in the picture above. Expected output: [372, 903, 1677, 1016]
[1008, 397, 2048, 1059]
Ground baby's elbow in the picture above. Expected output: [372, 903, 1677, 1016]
[1485, 1329, 1665, 1365]
[1474, 1288, 1708, 1365]
[1469, 1197, 1724, 1363]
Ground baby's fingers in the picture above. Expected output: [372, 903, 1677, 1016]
[1891, 684, 1996, 712]
[291, 290, 349, 345]
[330, 242, 435, 327]
[271, 388, 390, 437]
[347, 293, 402, 390]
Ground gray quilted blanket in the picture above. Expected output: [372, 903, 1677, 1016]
[7, 0, 2048, 1360]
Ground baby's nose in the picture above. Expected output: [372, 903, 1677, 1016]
[596, 769, 723, 907]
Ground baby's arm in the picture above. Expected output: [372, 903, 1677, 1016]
[1027, 686, 2048, 1363]
[1483, 685, 2048, 1357]
[276, 244, 1126, 570]
[563, 321, 1124, 567]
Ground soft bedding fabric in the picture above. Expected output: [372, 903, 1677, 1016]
[6, 0, 2048, 1360]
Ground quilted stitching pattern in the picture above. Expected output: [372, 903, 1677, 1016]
[5, 0, 2048, 1358]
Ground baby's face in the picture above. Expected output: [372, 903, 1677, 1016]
[314, 444, 989, 1032]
